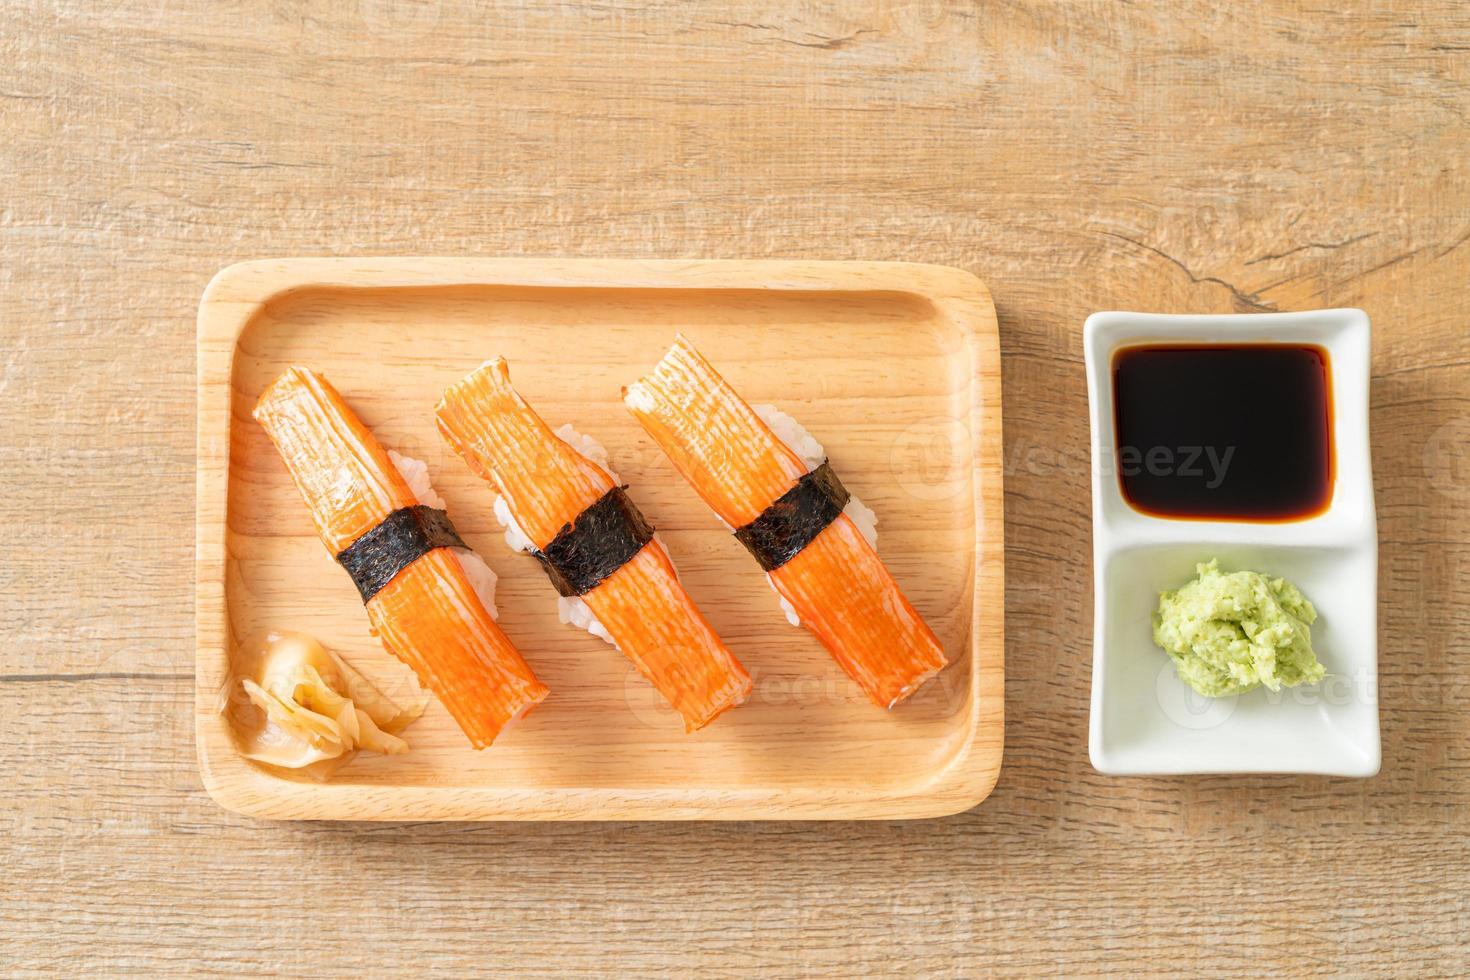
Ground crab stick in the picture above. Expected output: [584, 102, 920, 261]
[253, 367, 548, 749]
[623, 338, 946, 709]
[436, 359, 752, 732]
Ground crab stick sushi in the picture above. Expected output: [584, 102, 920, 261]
[436, 359, 751, 732]
[253, 367, 548, 749]
[623, 338, 946, 709]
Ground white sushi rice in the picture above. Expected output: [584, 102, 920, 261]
[451, 549, 501, 622]
[490, 423, 620, 648]
[752, 405, 879, 627]
[492, 495, 537, 553]
[387, 449, 447, 510]
[387, 449, 499, 620]
[555, 592, 616, 645]
[553, 422, 620, 481]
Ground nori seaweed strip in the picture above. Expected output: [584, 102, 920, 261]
[334, 504, 469, 603]
[733, 460, 850, 572]
[529, 486, 655, 597]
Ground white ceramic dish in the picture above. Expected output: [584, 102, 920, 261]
[1085, 309, 1379, 777]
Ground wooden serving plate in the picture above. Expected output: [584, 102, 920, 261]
[196, 258, 1003, 820]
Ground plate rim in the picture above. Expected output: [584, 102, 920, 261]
[195, 257, 1005, 820]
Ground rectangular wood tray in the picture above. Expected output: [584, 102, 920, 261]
[196, 258, 1003, 820]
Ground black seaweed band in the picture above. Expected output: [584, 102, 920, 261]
[529, 486, 655, 597]
[734, 460, 850, 572]
[335, 505, 469, 603]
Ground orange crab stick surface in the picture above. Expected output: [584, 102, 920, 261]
[623, 338, 946, 709]
[436, 359, 752, 732]
[253, 367, 548, 749]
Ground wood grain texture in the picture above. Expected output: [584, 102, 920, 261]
[196, 258, 1003, 819]
[3, 0, 1468, 974]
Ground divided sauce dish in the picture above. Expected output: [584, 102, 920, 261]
[1085, 309, 1379, 777]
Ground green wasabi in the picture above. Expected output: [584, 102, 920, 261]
[1152, 559, 1326, 698]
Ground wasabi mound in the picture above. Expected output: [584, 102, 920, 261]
[1152, 559, 1326, 698]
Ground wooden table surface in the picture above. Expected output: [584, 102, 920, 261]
[4, 1, 1468, 975]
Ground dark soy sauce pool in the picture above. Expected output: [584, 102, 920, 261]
[1111, 344, 1333, 521]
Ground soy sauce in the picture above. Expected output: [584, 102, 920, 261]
[1111, 344, 1333, 521]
